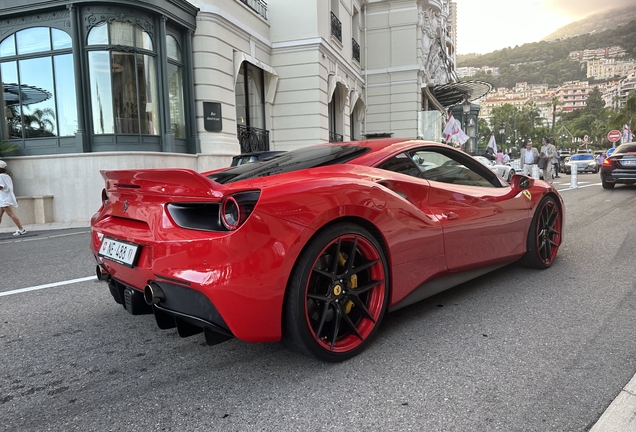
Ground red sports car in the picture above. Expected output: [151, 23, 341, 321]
[91, 139, 564, 362]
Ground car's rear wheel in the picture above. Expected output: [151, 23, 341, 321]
[283, 223, 389, 362]
[601, 178, 615, 189]
[519, 196, 562, 269]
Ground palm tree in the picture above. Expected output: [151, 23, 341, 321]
[551, 96, 561, 134]
[22, 107, 56, 137]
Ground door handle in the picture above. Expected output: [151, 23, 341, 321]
[444, 212, 459, 220]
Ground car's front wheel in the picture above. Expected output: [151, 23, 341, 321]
[519, 196, 562, 269]
[283, 223, 389, 362]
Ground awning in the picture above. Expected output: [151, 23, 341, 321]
[3, 83, 52, 106]
[432, 80, 492, 108]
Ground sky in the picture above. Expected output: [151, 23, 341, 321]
[453, 0, 635, 55]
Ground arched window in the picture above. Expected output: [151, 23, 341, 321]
[86, 21, 159, 135]
[166, 35, 185, 139]
[0, 27, 77, 140]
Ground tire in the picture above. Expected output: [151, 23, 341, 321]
[602, 179, 615, 189]
[283, 223, 389, 362]
[519, 196, 562, 269]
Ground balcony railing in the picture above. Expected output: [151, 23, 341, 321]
[329, 132, 343, 142]
[330, 12, 342, 43]
[352, 38, 360, 63]
[237, 124, 270, 153]
[238, 0, 268, 20]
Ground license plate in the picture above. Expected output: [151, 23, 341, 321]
[98, 237, 140, 267]
[621, 160, 636, 165]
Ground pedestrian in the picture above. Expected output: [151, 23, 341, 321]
[0, 160, 27, 235]
[520, 139, 539, 176]
[554, 150, 561, 178]
[596, 153, 605, 168]
[539, 137, 557, 184]
[495, 149, 504, 164]
[502, 151, 510, 164]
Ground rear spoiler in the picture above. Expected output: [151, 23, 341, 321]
[100, 169, 226, 198]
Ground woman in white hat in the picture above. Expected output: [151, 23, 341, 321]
[0, 160, 27, 235]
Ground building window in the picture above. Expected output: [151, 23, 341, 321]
[235, 61, 269, 152]
[329, 85, 343, 142]
[166, 35, 185, 139]
[0, 27, 77, 140]
[86, 21, 159, 135]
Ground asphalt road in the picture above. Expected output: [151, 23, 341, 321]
[1, 177, 635, 432]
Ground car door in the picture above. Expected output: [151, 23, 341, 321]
[413, 147, 531, 271]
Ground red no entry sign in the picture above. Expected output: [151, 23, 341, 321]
[607, 130, 621, 142]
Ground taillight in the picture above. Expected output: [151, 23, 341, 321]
[98, 188, 109, 211]
[602, 158, 612, 166]
[167, 190, 260, 232]
[220, 196, 240, 230]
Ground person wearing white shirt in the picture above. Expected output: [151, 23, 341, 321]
[0, 160, 27, 236]
[520, 139, 539, 176]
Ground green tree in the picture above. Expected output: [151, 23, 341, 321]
[585, 87, 605, 115]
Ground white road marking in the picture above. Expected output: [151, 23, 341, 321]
[0, 276, 96, 297]
[557, 182, 602, 192]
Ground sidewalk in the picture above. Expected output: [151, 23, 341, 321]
[0, 220, 90, 234]
[1, 220, 635, 430]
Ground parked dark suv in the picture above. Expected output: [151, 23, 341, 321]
[231, 151, 286, 166]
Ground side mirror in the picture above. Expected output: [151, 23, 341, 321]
[509, 173, 534, 190]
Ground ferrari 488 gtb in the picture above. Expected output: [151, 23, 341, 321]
[91, 139, 564, 362]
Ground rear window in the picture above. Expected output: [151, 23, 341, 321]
[615, 143, 636, 154]
[208, 144, 370, 184]
[571, 154, 593, 161]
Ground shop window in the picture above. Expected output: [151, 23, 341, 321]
[167, 35, 185, 139]
[86, 21, 159, 135]
[0, 27, 77, 139]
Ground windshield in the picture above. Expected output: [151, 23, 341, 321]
[571, 154, 593, 161]
[208, 144, 370, 184]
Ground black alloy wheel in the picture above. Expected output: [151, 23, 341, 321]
[519, 196, 562, 269]
[283, 223, 389, 362]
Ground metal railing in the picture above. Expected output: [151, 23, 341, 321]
[238, 0, 268, 20]
[329, 132, 343, 142]
[237, 124, 270, 153]
[352, 38, 360, 63]
[331, 12, 342, 42]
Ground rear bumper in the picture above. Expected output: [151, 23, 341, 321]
[91, 210, 310, 342]
[105, 276, 234, 343]
[600, 168, 636, 184]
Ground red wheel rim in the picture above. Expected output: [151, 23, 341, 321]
[304, 234, 386, 353]
[536, 200, 562, 265]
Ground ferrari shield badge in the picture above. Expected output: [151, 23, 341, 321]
[522, 190, 532, 200]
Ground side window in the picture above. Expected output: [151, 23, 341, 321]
[377, 153, 422, 178]
[408, 149, 501, 188]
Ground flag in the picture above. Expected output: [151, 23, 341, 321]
[487, 134, 498, 154]
[623, 124, 634, 143]
[443, 114, 469, 145]
[443, 114, 456, 141]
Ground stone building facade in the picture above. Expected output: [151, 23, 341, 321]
[0, 0, 458, 224]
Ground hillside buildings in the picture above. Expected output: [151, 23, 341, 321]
[0, 0, 462, 225]
[587, 58, 636, 80]
[569, 46, 627, 62]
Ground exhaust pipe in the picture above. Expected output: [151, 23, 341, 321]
[144, 282, 165, 305]
[96, 264, 110, 281]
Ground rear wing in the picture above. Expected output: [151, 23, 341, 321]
[100, 169, 226, 199]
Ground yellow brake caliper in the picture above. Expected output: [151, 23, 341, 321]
[338, 253, 356, 314]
